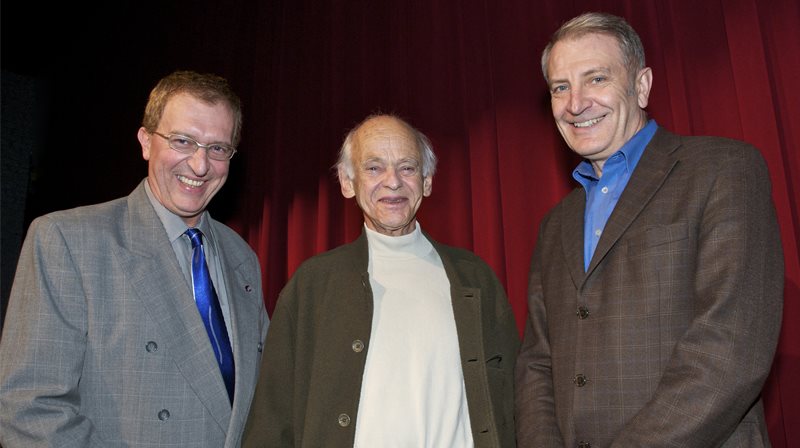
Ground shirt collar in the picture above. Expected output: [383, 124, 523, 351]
[572, 119, 658, 185]
[144, 179, 211, 244]
[364, 222, 432, 260]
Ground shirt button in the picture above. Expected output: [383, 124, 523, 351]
[145, 341, 158, 353]
[601, 186, 609, 194]
[158, 409, 170, 421]
[352, 340, 364, 353]
[594, 229, 602, 237]
[574, 374, 588, 387]
[576, 306, 589, 319]
[338, 413, 351, 427]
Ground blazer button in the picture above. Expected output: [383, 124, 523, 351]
[145, 341, 158, 353]
[352, 340, 364, 353]
[578, 442, 591, 448]
[245, 284, 253, 293]
[338, 413, 351, 427]
[574, 374, 588, 387]
[158, 409, 170, 421]
[257, 342, 263, 353]
[576, 306, 589, 319]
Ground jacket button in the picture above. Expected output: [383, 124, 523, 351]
[578, 442, 591, 448]
[352, 340, 364, 353]
[574, 374, 588, 387]
[338, 413, 351, 427]
[145, 341, 158, 353]
[158, 409, 170, 421]
[576, 306, 589, 319]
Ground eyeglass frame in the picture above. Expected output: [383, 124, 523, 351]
[151, 131, 237, 161]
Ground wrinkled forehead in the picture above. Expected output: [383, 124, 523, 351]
[354, 117, 421, 160]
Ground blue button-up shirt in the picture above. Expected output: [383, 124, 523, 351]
[573, 119, 657, 271]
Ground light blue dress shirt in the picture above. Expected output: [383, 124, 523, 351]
[572, 119, 658, 271]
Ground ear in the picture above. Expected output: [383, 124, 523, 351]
[338, 165, 356, 198]
[635, 67, 653, 109]
[423, 176, 433, 197]
[138, 127, 152, 161]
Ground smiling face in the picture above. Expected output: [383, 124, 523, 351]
[138, 92, 234, 227]
[339, 116, 432, 237]
[547, 33, 652, 174]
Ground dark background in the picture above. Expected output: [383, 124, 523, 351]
[2, 1, 263, 311]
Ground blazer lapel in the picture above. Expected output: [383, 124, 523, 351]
[560, 189, 588, 289]
[120, 183, 232, 432]
[584, 128, 681, 281]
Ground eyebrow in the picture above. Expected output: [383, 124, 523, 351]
[360, 156, 420, 166]
[581, 67, 612, 78]
[549, 66, 612, 86]
[169, 131, 232, 146]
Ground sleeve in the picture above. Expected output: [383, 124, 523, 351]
[514, 224, 566, 447]
[242, 279, 297, 447]
[611, 147, 784, 447]
[0, 216, 101, 447]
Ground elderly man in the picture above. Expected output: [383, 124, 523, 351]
[244, 114, 519, 447]
[0, 71, 269, 447]
[515, 12, 783, 448]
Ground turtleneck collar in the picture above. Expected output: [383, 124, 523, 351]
[364, 222, 433, 260]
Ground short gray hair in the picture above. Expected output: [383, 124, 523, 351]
[541, 12, 646, 87]
[336, 114, 438, 182]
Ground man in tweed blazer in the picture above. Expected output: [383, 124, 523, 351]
[0, 71, 269, 447]
[515, 13, 783, 448]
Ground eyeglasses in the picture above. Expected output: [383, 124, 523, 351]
[151, 131, 237, 161]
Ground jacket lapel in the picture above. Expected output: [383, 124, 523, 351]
[120, 182, 232, 432]
[584, 128, 681, 282]
[559, 189, 588, 289]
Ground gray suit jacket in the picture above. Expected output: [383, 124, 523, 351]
[515, 128, 783, 447]
[0, 180, 269, 447]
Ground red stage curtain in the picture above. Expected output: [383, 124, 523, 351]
[219, 0, 798, 444]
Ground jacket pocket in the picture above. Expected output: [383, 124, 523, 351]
[625, 222, 689, 254]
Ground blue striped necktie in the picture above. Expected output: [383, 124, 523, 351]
[185, 228, 235, 404]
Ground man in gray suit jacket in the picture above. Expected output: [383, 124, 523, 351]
[0, 71, 269, 447]
[515, 12, 783, 448]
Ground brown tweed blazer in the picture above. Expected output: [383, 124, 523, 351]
[515, 127, 783, 448]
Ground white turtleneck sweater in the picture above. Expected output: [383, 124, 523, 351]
[353, 224, 473, 448]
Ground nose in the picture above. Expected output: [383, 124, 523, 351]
[187, 148, 211, 176]
[384, 167, 402, 190]
[566, 87, 590, 116]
